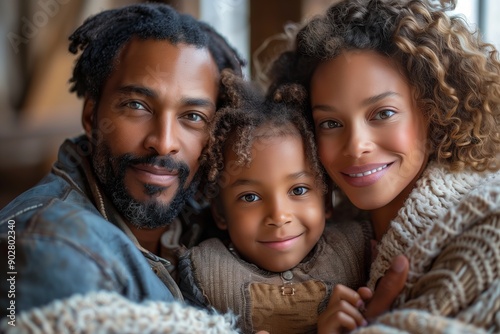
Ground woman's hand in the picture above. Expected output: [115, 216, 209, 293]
[364, 255, 409, 320]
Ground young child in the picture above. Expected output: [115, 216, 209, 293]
[178, 70, 373, 334]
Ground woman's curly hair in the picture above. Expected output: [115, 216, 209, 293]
[267, 0, 500, 171]
[202, 69, 325, 197]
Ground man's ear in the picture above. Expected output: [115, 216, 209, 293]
[82, 99, 95, 138]
[211, 198, 228, 230]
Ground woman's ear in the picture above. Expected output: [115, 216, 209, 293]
[82, 99, 95, 138]
[211, 198, 228, 230]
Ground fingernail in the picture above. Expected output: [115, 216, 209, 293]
[356, 299, 364, 308]
[391, 256, 406, 273]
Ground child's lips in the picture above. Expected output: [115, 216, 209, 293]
[259, 233, 303, 251]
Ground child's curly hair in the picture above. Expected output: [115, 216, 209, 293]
[202, 69, 325, 196]
[267, 0, 500, 171]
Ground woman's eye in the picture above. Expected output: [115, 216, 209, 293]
[319, 120, 341, 129]
[241, 194, 260, 202]
[373, 109, 396, 120]
[291, 186, 308, 196]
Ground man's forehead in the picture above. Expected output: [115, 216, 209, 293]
[115, 38, 214, 70]
[107, 38, 219, 87]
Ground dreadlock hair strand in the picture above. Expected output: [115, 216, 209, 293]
[69, 3, 245, 108]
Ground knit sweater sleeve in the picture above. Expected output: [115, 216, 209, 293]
[401, 213, 500, 319]
[399, 178, 500, 324]
[358, 177, 500, 334]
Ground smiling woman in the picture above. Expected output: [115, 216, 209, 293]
[311, 50, 428, 238]
[266, 0, 500, 333]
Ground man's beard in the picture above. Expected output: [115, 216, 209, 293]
[91, 142, 200, 229]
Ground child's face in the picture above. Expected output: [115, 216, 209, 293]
[310, 50, 428, 212]
[215, 133, 325, 273]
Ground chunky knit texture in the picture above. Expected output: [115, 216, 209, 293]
[360, 162, 500, 333]
[0, 292, 239, 334]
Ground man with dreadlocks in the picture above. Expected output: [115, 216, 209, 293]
[0, 2, 245, 323]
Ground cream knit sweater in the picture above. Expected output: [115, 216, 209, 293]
[356, 162, 500, 333]
[1, 292, 239, 334]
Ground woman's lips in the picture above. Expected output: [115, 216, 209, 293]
[340, 162, 393, 187]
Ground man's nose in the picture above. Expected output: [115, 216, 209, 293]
[144, 115, 181, 155]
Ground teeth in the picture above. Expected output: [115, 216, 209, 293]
[349, 164, 388, 178]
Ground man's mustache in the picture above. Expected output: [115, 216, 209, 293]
[117, 154, 190, 179]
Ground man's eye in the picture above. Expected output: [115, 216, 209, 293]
[241, 194, 260, 202]
[319, 120, 341, 129]
[185, 113, 204, 122]
[373, 109, 396, 120]
[291, 186, 308, 196]
[126, 101, 146, 110]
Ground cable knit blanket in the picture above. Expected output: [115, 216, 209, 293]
[0, 291, 239, 334]
[357, 162, 500, 333]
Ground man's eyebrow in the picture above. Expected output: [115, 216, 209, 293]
[117, 85, 157, 98]
[180, 97, 216, 109]
[116, 87, 215, 109]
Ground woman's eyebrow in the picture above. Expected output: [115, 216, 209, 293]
[362, 91, 400, 106]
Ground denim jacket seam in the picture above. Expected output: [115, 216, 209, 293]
[0, 203, 44, 226]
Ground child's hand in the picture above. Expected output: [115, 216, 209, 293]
[317, 284, 371, 334]
[317, 255, 409, 333]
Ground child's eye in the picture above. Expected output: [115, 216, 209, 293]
[373, 109, 396, 120]
[319, 120, 341, 129]
[291, 186, 308, 196]
[241, 194, 260, 202]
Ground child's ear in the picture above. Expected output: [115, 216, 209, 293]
[82, 98, 95, 138]
[211, 199, 228, 230]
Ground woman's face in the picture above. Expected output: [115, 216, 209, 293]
[310, 50, 428, 212]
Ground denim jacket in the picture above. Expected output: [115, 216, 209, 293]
[0, 136, 191, 316]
